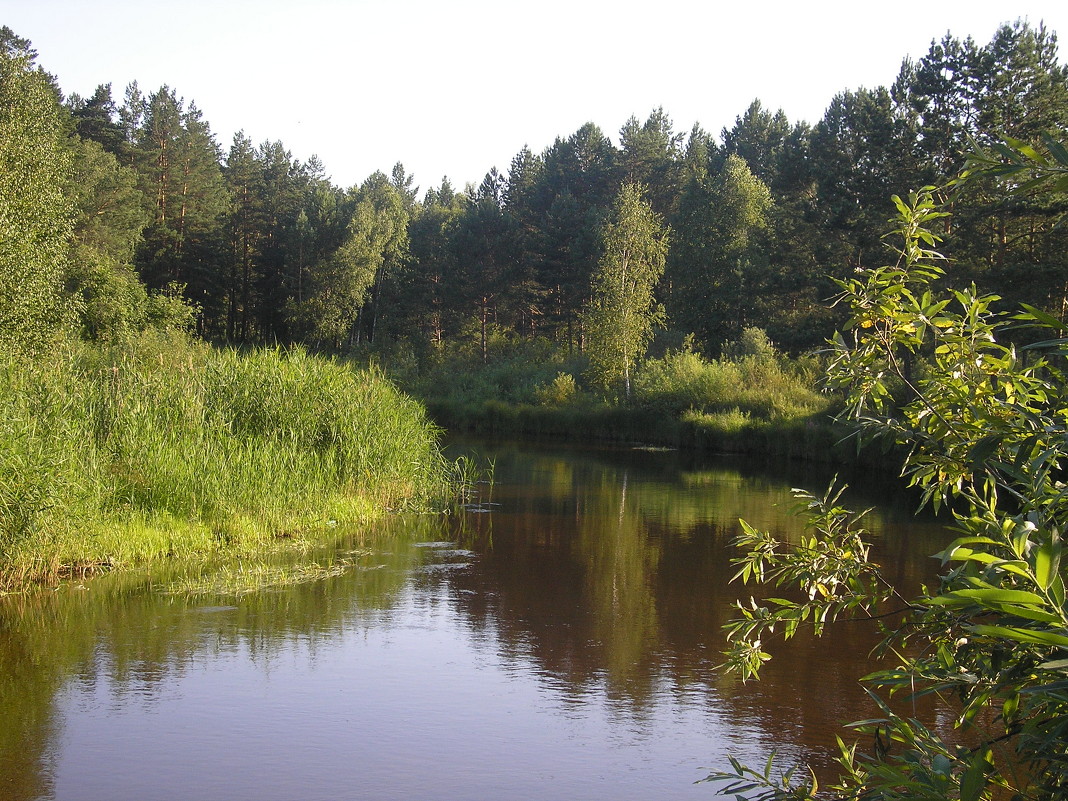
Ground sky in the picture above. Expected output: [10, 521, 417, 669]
[7, 1, 1068, 193]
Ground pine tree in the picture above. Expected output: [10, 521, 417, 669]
[68, 84, 127, 159]
[222, 132, 265, 340]
[403, 179, 464, 347]
[720, 99, 791, 189]
[133, 87, 228, 320]
[531, 124, 619, 349]
[667, 154, 772, 350]
[618, 108, 682, 218]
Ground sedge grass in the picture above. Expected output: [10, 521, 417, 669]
[0, 332, 457, 587]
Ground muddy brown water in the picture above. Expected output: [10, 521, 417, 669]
[0, 437, 948, 801]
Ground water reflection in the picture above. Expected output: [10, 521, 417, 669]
[441, 441, 946, 759]
[0, 438, 948, 801]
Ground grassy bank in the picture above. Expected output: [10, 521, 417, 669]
[424, 397, 849, 462]
[396, 332, 855, 463]
[0, 332, 456, 587]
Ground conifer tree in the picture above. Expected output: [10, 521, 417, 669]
[668, 154, 772, 349]
[133, 87, 228, 318]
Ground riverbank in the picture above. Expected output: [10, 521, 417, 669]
[392, 334, 879, 467]
[423, 397, 855, 463]
[0, 333, 457, 588]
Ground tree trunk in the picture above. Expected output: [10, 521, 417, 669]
[481, 296, 489, 363]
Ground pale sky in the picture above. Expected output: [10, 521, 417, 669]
[7, 1, 1068, 193]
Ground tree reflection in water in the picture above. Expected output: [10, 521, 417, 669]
[0, 438, 948, 800]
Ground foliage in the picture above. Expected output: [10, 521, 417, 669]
[0, 27, 75, 352]
[632, 337, 830, 421]
[668, 154, 773, 349]
[133, 87, 229, 297]
[722, 326, 779, 362]
[396, 333, 584, 410]
[0, 333, 455, 585]
[584, 183, 669, 398]
[534, 372, 580, 407]
[297, 174, 410, 348]
[963, 132, 1068, 196]
[5, 22, 1065, 358]
[711, 187, 1068, 800]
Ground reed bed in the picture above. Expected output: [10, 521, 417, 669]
[0, 332, 455, 586]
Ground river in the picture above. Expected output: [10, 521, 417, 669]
[0, 437, 948, 801]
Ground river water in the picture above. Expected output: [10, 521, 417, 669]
[0, 438, 948, 801]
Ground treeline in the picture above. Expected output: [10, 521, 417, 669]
[3, 21, 1067, 360]
[1, 27, 464, 583]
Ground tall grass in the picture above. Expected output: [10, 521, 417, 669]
[0, 331, 454, 586]
[631, 347, 831, 421]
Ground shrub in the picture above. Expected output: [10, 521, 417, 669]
[713, 188, 1068, 801]
[721, 326, 778, 362]
[633, 345, 830, 421]
[534, 372, 579, 406]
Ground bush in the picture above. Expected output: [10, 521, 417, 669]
[534, 372, 579, 406]
[721, 326, 777, 362]
[713, 188, 1068, 801]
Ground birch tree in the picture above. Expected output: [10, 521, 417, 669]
[584, 183, 668, 398]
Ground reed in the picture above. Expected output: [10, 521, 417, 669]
[0, 332, 455, 586]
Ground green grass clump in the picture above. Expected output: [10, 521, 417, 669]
[0, 331, 454, 586]
[632, 346, 831, 422]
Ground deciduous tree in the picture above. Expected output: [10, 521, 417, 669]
[0, 27, 74, 351]
[584, 183, 668, 398]
[714, 169, 1068, 800]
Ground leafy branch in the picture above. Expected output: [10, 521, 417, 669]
[710, 169, 1068, 800]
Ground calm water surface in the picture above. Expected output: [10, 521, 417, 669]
[0, 438, 949, 801]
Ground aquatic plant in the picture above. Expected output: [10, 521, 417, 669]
[0, 331, 456, 586]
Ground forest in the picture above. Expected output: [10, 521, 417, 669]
[3, 20, 1067, 370]
[6, 19, 1068, 800]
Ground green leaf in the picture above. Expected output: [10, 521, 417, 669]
[1051, 574, 1066, 607]
[959, 749, 987, 801]
[1017, 303, 1068, 331]
[1034, 541, 1061, 591]
[1003, 693, 1019, 721]
[939, 588, 1048, 606]
[996, 604, 1061, 624]
[967, 434, 1002, 468]
[1041, 132, 1068, 166]
[934, 548, 1026, 574]
[968, 624, 1068, 648]
[1004, 135, 1047, 164]
[961, 747, 991, 801]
